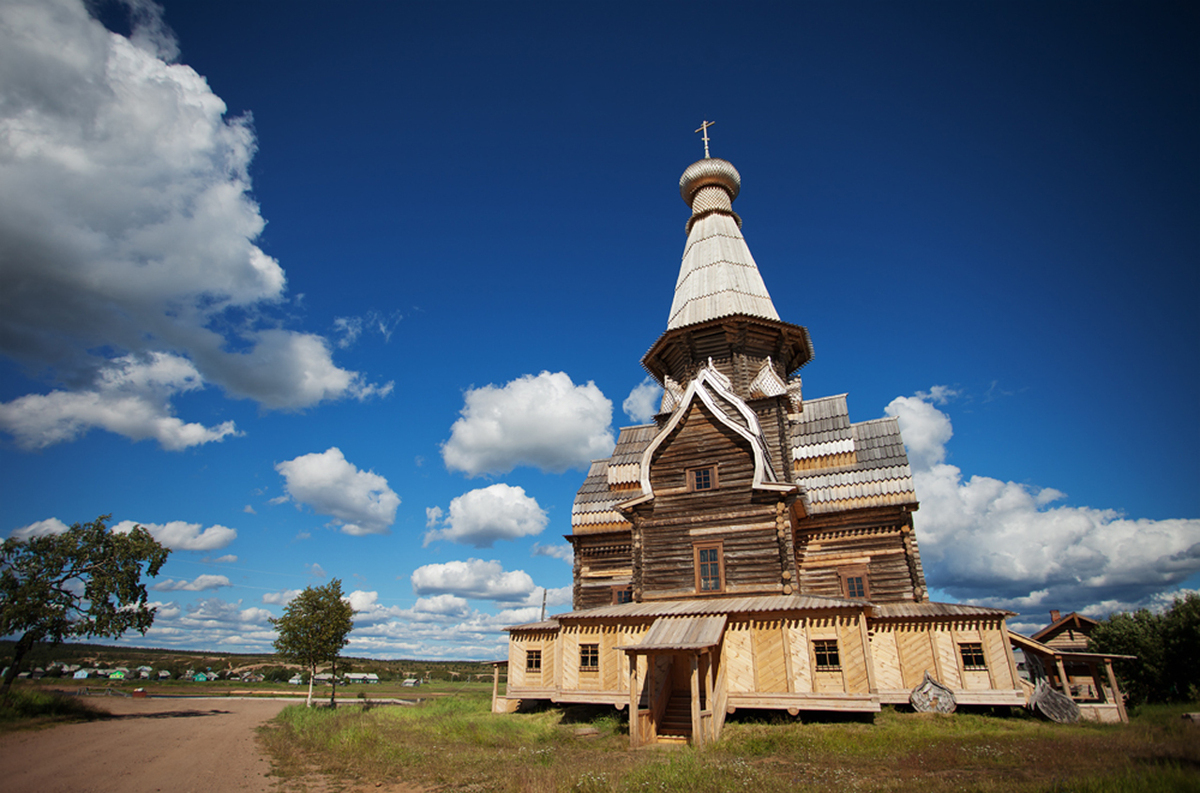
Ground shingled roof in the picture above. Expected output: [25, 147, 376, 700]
[791, 394, 917, 514]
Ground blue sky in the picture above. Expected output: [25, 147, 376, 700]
[1, 0, 1196, 658]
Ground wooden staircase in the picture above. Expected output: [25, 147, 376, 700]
[657, 690, 698, 743]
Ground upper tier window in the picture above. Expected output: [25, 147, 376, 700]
[688, 465, 718, 492]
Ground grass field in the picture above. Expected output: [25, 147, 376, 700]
[258, 689, 1200, 793]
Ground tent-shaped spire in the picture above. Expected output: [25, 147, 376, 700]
[667, 158, 780, 330]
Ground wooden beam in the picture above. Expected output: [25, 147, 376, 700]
[1055, 658, 1071, 698]
[629, 658, 640, 747]
[691, 654, 703, 748]
[1104, 659, 1128, 723]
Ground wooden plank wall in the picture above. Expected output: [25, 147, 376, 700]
[639, 402, 788, 598]
[786, 618, 812, 693]
[868, 624, 905, 691]
[751, 618, 788, 692]
[561, 626, 579, 692]
[724, 620, 755, 693]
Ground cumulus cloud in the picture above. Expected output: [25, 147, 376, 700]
[413, 594, 471, 617]
[207, 554, 237, 563]
[152, 574, 230, 591]
[0, 0, 386, 445]
[306, 563, 326, 578]
[0, 353, 239, 450]
[112, 519, 236, 551]
[532, 542, 574, 564]
[134, 597, 277, 651]
[623, 377, 662, 424]
[423, 484, 547, 548]
[262, 589, 301, 605]
[9, 517, 70, 540]
[275, 447, 399, 535]
[411, 559, 537, 603]
[887, 388, 1200, 616]
[441, 371, 614, 476]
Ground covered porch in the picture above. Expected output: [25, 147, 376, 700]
[620, 614, 727, 748]
[1009, 630, 1134, 723]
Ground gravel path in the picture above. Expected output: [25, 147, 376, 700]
[0, 697, 291, 793]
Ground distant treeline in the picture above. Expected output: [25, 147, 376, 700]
[0, 640, 496, 682]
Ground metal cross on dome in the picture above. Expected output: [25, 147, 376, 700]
[695, 119, 715, 158]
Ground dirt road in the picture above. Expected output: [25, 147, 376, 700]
[0, 697, 292, 793]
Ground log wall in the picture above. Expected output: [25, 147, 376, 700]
[637, 402, 788, 598]
[794, 508, 921, 602]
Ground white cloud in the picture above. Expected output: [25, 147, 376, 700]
[262, 589, 301, 605]
[425, 506, 444, 527]
[441, 371, 614, 476]
[275, 447, 399, 536]
[423, 484, 547, 548]
[10, 517, 70, 540]
[623, 377, 662, 424]
[306, 563, 326, 578]
[243, 505, 256, 514]
[0, 353, 240, 450]
[208, 554, 237, 563]
[0, 0, 386, 439]
[112, 519, 236, 551]
[411, 559, 537, 603]
[532, 542, 574, 564]
[884, 392, 954, 470]
[412, 594, 471, 617]
[152, 574, 230, 592]
[133, 597, 277, 652]
[888, 388, 1200, 616]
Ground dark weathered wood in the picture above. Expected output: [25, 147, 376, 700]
[910, 671, 956, 713]
[1029, 679, 1081, 723]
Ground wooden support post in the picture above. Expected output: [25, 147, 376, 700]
[491, 664, 500, 711]
[1055, 657, 1071, 698]
[704, 650, 715, 743]
[690, 653, 702, 748]
[1104, 659, 1128, 723]
[1087, 662, 1105, 703]
[629, 655, 640, 747]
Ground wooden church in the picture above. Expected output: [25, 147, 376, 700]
[499, 144, 1025, 746]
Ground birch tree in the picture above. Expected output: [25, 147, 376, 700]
[270, 579, 355, 707]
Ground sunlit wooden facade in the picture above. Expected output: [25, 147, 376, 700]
[501, 154, 1025, 745]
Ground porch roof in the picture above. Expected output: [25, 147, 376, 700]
[617, 614, 729, 653]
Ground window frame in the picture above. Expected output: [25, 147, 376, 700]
[579, 643, 599, 671]
[693, 540, 725, 594]
[687, 464, 719, 493]
[838, 565, 871, 600]
[612, 585, 633, 604]
[813, 639, 841, 671]
[959, 642, 987, 671]
[525, 648, 542, 673]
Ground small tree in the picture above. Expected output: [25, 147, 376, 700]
[270, 579, 354, 707]
[0, 515, 169, 700]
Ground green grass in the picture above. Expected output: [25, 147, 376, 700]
[259, 697, 1200, 793]
[0, 687, 106, 732]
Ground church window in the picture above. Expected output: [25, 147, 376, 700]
[688, 465, 718, 492]
[813, 639, 841, 670]
[526, 649, 542, 672]
[959, 643, 987, 670]
[839, 566, 870, 599]
[580, 644, 599, 670]
[694, 541, 724, 593]
[612, 586, 633, 604]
